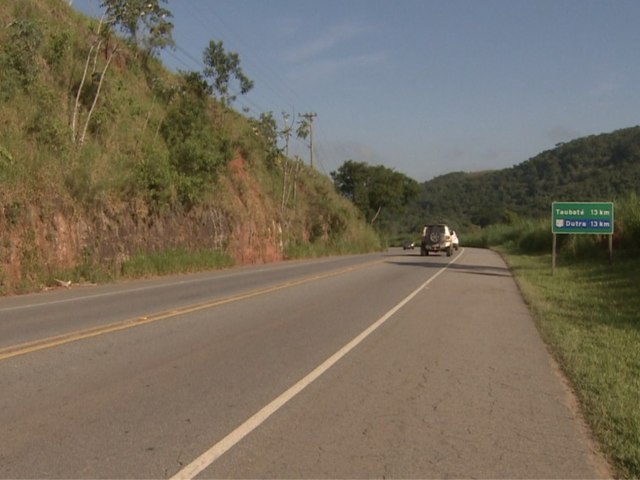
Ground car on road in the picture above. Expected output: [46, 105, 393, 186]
[420, 224, 455, 256]
[451, 230, 459, 250]
[403, 241, 415, 250]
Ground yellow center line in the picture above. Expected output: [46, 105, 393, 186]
[0, 259, 383, 362]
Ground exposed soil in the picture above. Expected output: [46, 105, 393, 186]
[0, 153, 293, 294]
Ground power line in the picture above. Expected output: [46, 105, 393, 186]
[180, 2, 304, 114]
[73, 0, 337, 174]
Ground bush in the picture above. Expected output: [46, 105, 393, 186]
[45, 30, 71, 72]
[464, 194, 640, 259]
[135, 145, 175, 211]
[518, 226, 552, 253]
[1, 18, 43, 88]
[617, 193, 640, 251]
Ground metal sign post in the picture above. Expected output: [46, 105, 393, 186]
[552, 233, 557, 275]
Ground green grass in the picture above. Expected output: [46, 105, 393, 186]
[500, 249, 640, 478]
[284, 235, 383, 260]
[120, 248, 235, 278]
[14, 247, 236, 293]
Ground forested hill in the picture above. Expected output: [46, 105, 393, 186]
[412, 126, 640, 227]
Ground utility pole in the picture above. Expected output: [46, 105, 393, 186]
[297, 112, 317, 168]
[308, 112, 316, 168]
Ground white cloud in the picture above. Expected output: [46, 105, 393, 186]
[590, 73, 626, 98]
[282, 23, 370, 64]
[287, 51, 387, 84]
[272, 16, 304, 38]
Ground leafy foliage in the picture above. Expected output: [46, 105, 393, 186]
[160, 74, 232, 208]
[251, 112, 279, 152]
[331, 160, 420, 233]
[202, 40, 254, 105]
[0, 17, 43, 97]
[100, 0, 174, 56]
[44, 30, 72, 73]
[247, 111, 281, 167]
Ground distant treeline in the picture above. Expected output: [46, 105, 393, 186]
[403, 126, 640, 232]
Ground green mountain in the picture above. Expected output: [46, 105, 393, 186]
[0, 0, 379, 294]
[411, 126, 640, 229]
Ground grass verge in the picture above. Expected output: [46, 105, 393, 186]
[120, 248, 235, 278]
[499, 248, 640, 478]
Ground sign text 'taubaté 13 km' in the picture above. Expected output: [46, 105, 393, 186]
[552, 202, 614, 235]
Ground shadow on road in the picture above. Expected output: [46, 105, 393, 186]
[384, 254, 512, 278]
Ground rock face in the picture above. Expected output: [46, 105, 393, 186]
[222, 156, 284, 265]
[0, 154, 290, 294]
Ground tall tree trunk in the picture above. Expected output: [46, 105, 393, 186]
[370, 205, 382, 225]
[72, 14, 105, 144]
[79, 44, 118, 146]
[71, 43, 94, 143]
[281, 158, 289, 212]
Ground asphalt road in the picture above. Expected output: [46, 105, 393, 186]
[0, 247, 611, 478]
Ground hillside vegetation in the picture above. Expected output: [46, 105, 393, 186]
[406, 126, 640, 231]
[0, 0, 380, 295]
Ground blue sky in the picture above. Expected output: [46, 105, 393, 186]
[73, 0, 640, 182]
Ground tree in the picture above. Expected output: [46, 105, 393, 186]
[279, 111, 300, 211]
[73, 1, 174, 145]
[331, 160, 419, 228]
[202, 40, 253, 105]
[296, 112, 316, 167]
[331, 160, 370, 208]
[100, 0, 174, 57]
[252, 111, 278, 151]
[280, 111, 294, 157]
[72, 13, 116, 145]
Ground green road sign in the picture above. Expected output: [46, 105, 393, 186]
[552, 201, 614, 234]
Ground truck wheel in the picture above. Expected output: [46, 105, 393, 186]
[447, 245, 452, 257]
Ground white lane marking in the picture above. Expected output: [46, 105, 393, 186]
[171, 250, 465, 480]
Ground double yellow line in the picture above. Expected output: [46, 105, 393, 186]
[0, 259, 382, 362]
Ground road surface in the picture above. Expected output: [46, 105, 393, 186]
[0, 247, 611, 478]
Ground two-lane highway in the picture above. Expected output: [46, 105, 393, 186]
[0, 248, 610, 478]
